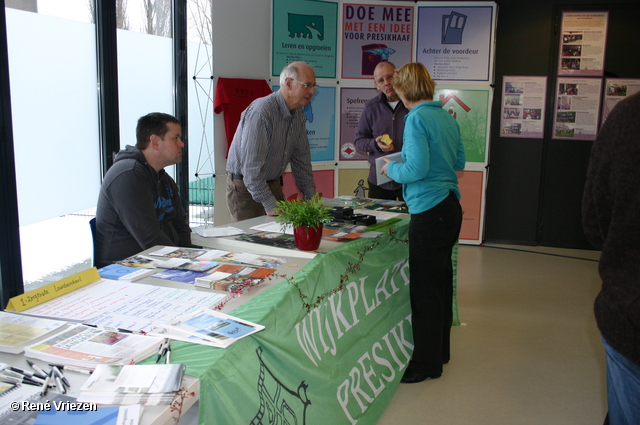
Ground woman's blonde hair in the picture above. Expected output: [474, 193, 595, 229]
[393, 62, 436, 102]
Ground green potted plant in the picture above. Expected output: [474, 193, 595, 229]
[275, 194, 332, 251]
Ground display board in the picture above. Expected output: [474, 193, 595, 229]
[271, 0, 498, 244]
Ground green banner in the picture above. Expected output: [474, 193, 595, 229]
[146, 220, 460, 424]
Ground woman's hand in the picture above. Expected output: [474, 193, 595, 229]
[380, 156, 391, 176]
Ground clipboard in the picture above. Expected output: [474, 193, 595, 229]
[375, 152, 403, 185]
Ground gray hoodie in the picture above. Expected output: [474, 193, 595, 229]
[95, 145, 192, 268]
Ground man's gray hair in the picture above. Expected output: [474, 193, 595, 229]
[280, 62, 305, 86]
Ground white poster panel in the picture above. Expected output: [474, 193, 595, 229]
[416, 3, 496, 82]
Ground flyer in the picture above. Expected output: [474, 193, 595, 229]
[601, 78, 640, 125]
[558, 11, 608, 77]
[500, 76, 547, 139]
[553, 77, 603, 140]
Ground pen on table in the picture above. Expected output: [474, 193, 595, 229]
[26, 359, 48, 380]
[0, 374, 41, 387]
[9, 366, 46, 382]
[51, 369, 66, 394]
[49, 364, 93, 375]
[156, 338, 168, 363]
[165, 345, 171, 364]
[51, 365, 70, 389]
[2, 369, 45, 384]
[39, 371, 53, 396]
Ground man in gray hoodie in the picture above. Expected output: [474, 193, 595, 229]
[95, 112, 193, 268]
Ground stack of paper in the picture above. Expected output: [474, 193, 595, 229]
[161, 308, 264, 348]
[78, 364, 185, 406]
[0, 311, 69, 354]
[24, 324, 165, 369]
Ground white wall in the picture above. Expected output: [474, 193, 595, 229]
[212, 0, 273, 225]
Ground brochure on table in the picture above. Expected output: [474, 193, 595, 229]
[161, 308, 264, 348]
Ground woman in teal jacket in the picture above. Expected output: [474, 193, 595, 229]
[381, 62, 465, 383]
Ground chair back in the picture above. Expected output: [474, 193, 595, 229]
[89, 217, 97, 267]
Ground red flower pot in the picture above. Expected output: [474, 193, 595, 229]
[293, 224, 323, 251]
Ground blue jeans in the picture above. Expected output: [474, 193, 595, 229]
[602, 336, 640, 425]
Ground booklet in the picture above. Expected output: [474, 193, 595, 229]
[151, 269, 211, 284]
[98, 264, 156, 281]
[148, 247, 210, 260]
[114, 255, 156, 268]
[162, 308, 264, 348]
[374, 152, 403, 185]
[236, 232, 297, 250]
[24, 324, 165, 369]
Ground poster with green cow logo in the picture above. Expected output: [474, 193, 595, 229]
[272, 0, 338, 78]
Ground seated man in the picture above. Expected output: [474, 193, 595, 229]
[95, 112, 194, 268]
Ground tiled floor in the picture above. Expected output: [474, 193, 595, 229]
[376, 244, 606, 425]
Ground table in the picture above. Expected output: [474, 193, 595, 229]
[140, 217, 413, 424]
[191, 215, 381, 258]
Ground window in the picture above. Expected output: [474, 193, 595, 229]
[187, 0, 215, 227]
[6, 1, 100, 291]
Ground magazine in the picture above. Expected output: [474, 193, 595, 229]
[194, 264, 277, 292]
[236, 232, 297, 250]
[148, 247, 209, 260]
[150, 269, 211, 284]
[0, 312, 69, 354]
[24, 324, 165, 369]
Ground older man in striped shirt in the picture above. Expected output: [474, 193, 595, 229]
[226, 61, 317, 222]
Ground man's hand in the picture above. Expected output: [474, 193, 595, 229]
[267, 208, 278, 216]
[375, 135, 394, 152]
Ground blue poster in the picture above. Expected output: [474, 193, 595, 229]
[416, 5, 496, 81]
[273, 85, 335, 162]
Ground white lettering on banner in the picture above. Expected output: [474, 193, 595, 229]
[294, 259, 409, 366]
[336, 315, 413, 424]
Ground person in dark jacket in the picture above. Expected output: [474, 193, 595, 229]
[95, 112, 194, 268]
[582, 91, 640, 425]
[354, 61, 409, 200]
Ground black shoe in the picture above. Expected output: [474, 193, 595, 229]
[400, 363, 442, 384]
